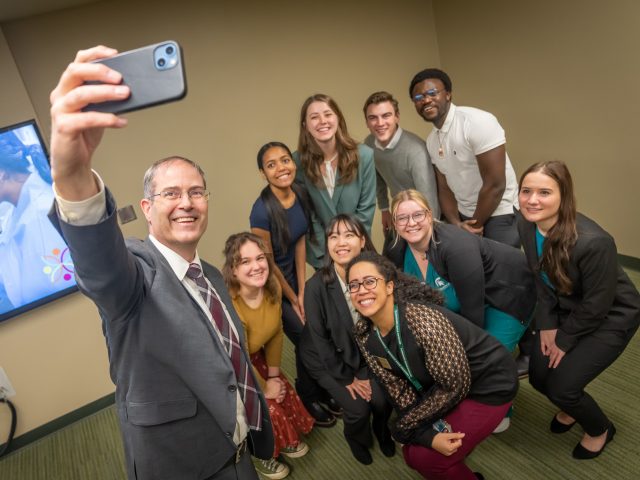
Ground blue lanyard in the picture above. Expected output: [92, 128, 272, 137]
[375, 305, 423, 392]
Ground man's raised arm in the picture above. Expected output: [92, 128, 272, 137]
[49, 45, 129, 201]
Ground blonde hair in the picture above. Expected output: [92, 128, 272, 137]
[389, 189, 435, 247]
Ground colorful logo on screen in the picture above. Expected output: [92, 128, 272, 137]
[42, 247, 75, 283]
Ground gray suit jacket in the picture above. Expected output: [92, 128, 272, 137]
[293, 144, 377, 268]
[50, 190, 273, 480]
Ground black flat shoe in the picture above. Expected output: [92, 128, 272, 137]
[379, 441, 395, 457]
[348, 442, 373, 465]
[305, 401, 336, 428]
[320, 397, 343, 417]
[572, 424, 616, 460]
[550, 414, 576, 434]
[376, 433, 396, 457]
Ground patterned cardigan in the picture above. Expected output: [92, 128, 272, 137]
[354, 302, 471, 445]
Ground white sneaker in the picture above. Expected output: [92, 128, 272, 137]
[493, 417, 510, 434]
[280, 441, 309, 458]
[255, 458, 290, 479]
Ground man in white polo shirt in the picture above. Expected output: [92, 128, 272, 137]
[408, 68, 520, 248]
[408, 68, 532, 377]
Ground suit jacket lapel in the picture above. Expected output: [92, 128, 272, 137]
[317, 183, 337, 217]
[328, 278, 354, 338]
[523, 221, 539, 263]
[144, 239, 233, 358]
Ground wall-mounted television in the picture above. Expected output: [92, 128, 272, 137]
[0, 119, 77, 323]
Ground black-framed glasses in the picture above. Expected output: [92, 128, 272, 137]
[148, 189, 210, 202]
[412, 88, 441, 103]
[395, 209, 428, 226]
[347, 276, 385, 294]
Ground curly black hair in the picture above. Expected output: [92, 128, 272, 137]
[408, 68, 452, 97]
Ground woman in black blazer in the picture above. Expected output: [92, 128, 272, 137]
[518, 161, 640, 459]
[384, 190, 535, 350]
[300, 214, 393, 465]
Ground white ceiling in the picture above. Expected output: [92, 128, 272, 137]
[0, 0, 103, 23]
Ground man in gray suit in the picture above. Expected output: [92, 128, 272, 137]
[48, 45, 273, 480]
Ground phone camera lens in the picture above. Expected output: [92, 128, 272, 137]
[166, 46, 174, 55]
[157, 58, 166, 67]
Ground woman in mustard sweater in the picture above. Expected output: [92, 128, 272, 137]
[223, 232, 314, 479]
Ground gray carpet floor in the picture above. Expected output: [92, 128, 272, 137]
[1, 269, 639, 479]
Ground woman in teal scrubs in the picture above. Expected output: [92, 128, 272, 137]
[384, 189, 535, 432]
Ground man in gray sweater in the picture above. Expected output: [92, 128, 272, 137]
[363, 91, 440, 237]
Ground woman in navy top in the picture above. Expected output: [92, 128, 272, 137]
[250, 141, 337, 427]
[250, 142, 312, 318]
[518, 161, 639, 459]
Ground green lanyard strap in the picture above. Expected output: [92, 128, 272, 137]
[375, 305, 423, 392]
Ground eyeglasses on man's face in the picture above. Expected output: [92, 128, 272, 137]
[412, 88, 442, 104]
[395, 209, 428, 226]
[148, 188, 210, 202]
[348, 276, 384, 294]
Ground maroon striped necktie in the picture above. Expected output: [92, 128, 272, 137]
[186, 263, 262, 431]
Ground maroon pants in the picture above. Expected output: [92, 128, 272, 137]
[402, 399, 511, 480]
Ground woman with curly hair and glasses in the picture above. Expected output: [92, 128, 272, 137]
[347, 252, 518, 480]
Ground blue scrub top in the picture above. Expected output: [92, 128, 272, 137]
[535, 227, 555, 290]
[403, 247, 462, 312]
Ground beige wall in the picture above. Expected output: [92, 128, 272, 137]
[0, 28, 113, 440]
[0, 0, 440, 436]
[433, 0, 640, 257]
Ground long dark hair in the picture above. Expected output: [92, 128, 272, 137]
[346, 251, 443, 309]
[297, 93, 359, 187]
[519, 161, 577, 294]
[256, 141, 316, 254]
[320, 214, 376, 284]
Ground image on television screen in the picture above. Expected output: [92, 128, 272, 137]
[0, 119, 77, 323]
